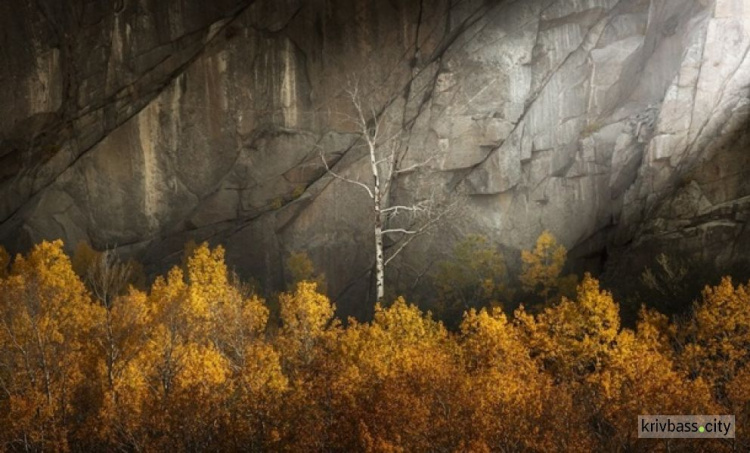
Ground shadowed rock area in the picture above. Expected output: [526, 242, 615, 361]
[1, 0, 749, 316]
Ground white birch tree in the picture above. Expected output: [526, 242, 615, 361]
[321, 84, 457, 303]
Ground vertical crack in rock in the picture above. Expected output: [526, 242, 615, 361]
[1, 0, 749, 314]
[0, 0, 256, 226]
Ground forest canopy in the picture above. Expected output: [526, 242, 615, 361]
[0, 238, 748, 452]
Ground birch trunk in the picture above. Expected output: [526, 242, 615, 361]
[369, 132, 385, 303]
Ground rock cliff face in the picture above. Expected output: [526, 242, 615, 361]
[2, 0, 749, 314]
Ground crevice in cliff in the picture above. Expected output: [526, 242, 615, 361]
[282, 0, 498, 210]
[640, 34, 750, 242]
[461, 0, 622, 189]
[686, 38, 750, 160]
[685, 15, 710, 158]
[1, 1, 257, 228]
[400, 0, 427, 126]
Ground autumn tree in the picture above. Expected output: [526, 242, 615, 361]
[3, 238, 750, 451]
[679, 277, 750, 401]
[146, 243, 289, 450]
[72, 243, 150, 447]
[520, 230, 577, 304]
[277, 281, 337, 369]
[286, 250, 326, 293]
[727, 365, 750, 449]
[107, 245, 211, 449]
[516, 273, 620, 380]
[126, 266, 193, 448]
[275, 281, 342, 449]
[71, 241, 145, 297]
[0, 240, 101, 451]
[589, 325, 716, 451]
[92, 287, 152, 450]
[435, 234, 509, 327]
[345, 298, 466, 451]
[459, 307, 593, 451]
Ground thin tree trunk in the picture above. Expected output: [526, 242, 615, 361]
[374, 218, 384, 303]
[326, 85, 453, 304]
[369, 133, 385, 303]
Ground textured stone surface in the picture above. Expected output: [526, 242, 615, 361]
[1, 0, 749, 314]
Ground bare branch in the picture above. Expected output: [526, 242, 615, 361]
[86, 245, 133, 308]
[380, 127, 403, 146]
[382, 205, 428, 214]
[370, 104, 381, 142]
[331, 76, 463, 301]
[394, 154, 437, 174]
[383, 199, 461, 268]
[348, 86, 371, 139]
[375, 155, 394, 166]
[320, 152, 375, 199]
[381, 228, 419, 235]
[383, 236, 417, 269]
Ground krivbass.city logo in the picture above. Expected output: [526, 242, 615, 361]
[638, 415, 735, 439]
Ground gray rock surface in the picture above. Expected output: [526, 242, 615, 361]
[1, 0, 749, 314]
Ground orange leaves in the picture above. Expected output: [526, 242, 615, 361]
[280, 281, 336, 340]
[516, 273, 620, 379]
[278, 281, 337, 370]
[346, 299, 464, 451]
[683, 277, 750, 381]
[460, 307, 531, 373]
[520, 230, 567, 300]
[0, 245, 9, 278]
[674, 275, 750, 449]
[727, 366, 750, 441]
[186, 243, 229, 321]
[176, 343, 230, 393]
[459, 307, 593, 451]
[1, 238, 750, 451]
[435, 235, 508, 324]
[372, 297, 445, 347]
[0, 240, 100, 451]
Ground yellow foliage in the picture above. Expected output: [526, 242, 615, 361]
[278, 281, 337, 370]
[186, 242, 231, 334]
[727, 365, 750, 442]
[435, 235, 508, 324]
[460, 307, 593, 451]
[228, 341, 288, 449]
[520, 230, 568, 302]
[95, 287, 152, 421]
[176, 343, 230, 392]
[180, 239, 198, 271]
[1, 239, 749, 451]
[590, 329, 716, 450]
[346, 298, 463, 451]
[680, 277, 750, 395]
[372, 297, 445, 347]
[279, 281, 335, 333]
[0, 240, 100, 451]
[286, 250, 327, 292]
[0, 245, 9, 278]
[516, 273, 620, 378]
[636, 305, 677, 357]
[72, 240, 100, 279]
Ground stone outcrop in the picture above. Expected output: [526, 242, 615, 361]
[1, 0, 749, 315]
